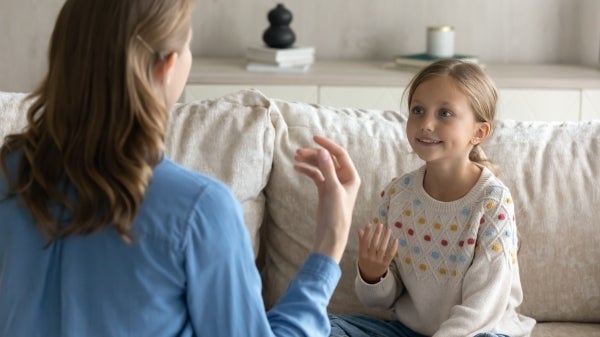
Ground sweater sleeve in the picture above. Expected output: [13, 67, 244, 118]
[354, 260, 402, 309]
[185, 182, 341, 337]
[433, 187, 522, 337]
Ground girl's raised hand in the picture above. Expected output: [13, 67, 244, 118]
[357, 223, 399, 284]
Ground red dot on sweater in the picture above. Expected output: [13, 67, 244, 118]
[441, 240, 448, 246]
[408, 229, 414, 236]
[498, 214, 507, 220]
[459, 241, 464, 247]
[381, 191, 385, 197]
[467, 238, 475, 245]
[424, 235, 431, 241]
[480, 218, 485, 224]
[395, 222, 403, 228]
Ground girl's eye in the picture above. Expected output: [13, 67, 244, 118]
[439, 109, 452, 118]
[411, 106, 424, 115]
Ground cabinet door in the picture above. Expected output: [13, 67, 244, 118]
[581, 89, 600, 120]
[319, 86, 406, 111]
[497, 89, 581, 121]
[184, 84, 319, 104]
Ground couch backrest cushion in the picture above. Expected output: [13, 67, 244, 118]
[483, 120, 600, 322]
[166, 90, 274, 255]
[262, 98, 600, 323]
[262, 99, 421, 319]
[0, 92, 28, 141]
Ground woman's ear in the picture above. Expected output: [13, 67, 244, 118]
[152, 52, 179, 85]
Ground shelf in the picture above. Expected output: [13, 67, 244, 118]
[189, 58, 600, 90]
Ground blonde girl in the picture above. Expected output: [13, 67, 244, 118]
[329, 59, 535, 337]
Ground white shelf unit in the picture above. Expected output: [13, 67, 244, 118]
[185, 58, 600, 122]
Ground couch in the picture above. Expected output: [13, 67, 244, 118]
[1, 89, 599, 337]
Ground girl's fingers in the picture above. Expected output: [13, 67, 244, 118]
[385, 238, 399, 262]
[369, 223, 384, 253]
[378, 226, 392, 254]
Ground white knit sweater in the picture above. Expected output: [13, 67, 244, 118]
[355, 166, 536, 337]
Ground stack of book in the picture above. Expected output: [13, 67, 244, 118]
[245, 46, 315, 73]
[390, 52, 480, 71]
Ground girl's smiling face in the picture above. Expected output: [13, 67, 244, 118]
[406, 75, 485, 165]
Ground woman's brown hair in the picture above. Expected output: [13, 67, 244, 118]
[0, 0, 192, 242]
[404, 59, 499, 174]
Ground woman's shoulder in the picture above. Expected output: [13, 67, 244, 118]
[135, 158, 241, 248]
[151, 158, 232, 198]
[144, 158, 239, 222]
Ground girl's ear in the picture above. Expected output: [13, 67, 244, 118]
[152, 52, 179, 85]
[473, 122, 491, 145]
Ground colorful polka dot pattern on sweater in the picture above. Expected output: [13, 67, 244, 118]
[373, 167, 519, 284]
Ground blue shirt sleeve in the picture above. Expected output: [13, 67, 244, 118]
[184, 182, 341, 337]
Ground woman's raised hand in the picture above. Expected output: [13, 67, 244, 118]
[294, 135, 361, 264]
[357, 223, 399, 283]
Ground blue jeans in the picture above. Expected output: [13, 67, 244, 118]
[329, 314, 510, 337]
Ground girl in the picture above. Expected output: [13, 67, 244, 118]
[330, 59, 536, 337]
[0, 0, 361, 336]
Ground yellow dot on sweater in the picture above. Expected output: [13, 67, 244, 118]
[492, 244, 502, 252]
[389, 188, 397, 195]
[404, 210, 412, 217]
[486, 202, 495, 210]
[451, 270, 457, 277]
[465, 224, 471, 230]
[450, 224, 458, 231]
[439, 268, 447, 275]
[419, 264, 427, 271]
[405, 257, 412, 264]
[418, 217, 426, 224]
[434, 223, 442, 230]
[506, 197, 512, 204]
[373, 217, 379, 224]
[475, 245, 481, 252]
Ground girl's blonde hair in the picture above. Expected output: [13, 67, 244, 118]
[0, 0, 192, 242]
[405, 59, 499, 174]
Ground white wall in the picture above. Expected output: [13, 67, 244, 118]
[2, 0, 599, 92]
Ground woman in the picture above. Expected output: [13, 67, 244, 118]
[0, 0, 360, 336]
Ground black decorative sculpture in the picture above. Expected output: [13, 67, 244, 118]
[262, 4, 295, 49]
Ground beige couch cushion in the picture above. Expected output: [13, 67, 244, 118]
[166, 90, 274, 255]
[262, 99, 420, 319]
[484, 120, 600, 322]
[261, 98, 600, 325]
[0, 92, 28, 141]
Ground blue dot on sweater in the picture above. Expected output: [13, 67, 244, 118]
[413, 246, 421, 254]
[449, 255, 457, 262]
[413, 199, 422, 206]
[462, 208, 471, 216]
[399, 240, 408, 247]
[431, 251, 440, 259]
[486, 229, 495, 237]
[403, 177, 411, 185]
